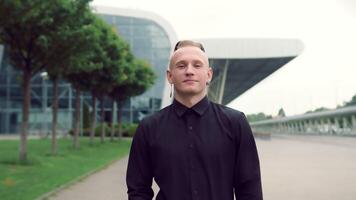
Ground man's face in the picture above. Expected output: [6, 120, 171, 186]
[167, 46, 212, 97]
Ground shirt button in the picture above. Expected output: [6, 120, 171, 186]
[193, 190, 198, 195]
[188, 126, 193, 130]
[189, 144, 194, 148]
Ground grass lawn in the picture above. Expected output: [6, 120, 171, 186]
[0, 137, 132, 200]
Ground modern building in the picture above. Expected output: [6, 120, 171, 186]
[0, 6, 303, 135]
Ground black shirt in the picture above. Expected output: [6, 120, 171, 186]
[126, 96, 263, 200]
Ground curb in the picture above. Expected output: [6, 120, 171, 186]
[36, 155, 128, 200]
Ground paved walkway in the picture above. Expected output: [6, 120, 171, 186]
[47, 154, 159, 200]
[47, 135, 356, 200]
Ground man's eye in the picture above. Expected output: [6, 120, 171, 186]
[194, 64, 202, 68]
[177, 65, 185, 68]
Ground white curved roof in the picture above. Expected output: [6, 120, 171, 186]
[91, 6, 178, 49]
[195, 38, 304, 59]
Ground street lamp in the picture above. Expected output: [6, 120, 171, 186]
[40, 71, 49, 137]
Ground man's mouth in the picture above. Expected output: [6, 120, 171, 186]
[183, 80, 198, 82]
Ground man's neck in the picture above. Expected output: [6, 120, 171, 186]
[174, 92, 206, 108]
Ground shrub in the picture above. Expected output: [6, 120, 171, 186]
[68, 123, 138, 137]
[122, 123, 138, 137]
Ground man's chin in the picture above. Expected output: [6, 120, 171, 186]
[176, 89, 202, 96]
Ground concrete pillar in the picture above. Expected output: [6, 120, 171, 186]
[334, 117, 341, 135]
[282, 123, 287, 134]
[307, 120, 313, 134]
[351, 115, 356, 135]
[320, 119, 326, 134]
[287, 123, 292, 134]
[294, 122, 299, 134]
[218, 60, 229, 104]
[343, 117, 349, 135]
[298, 121, 303, 133]
[311, 119, 318, 134]
[310, 120, 315, 134]
[293, 123, 298, 134]
[284, 123, 288, 134]
[273, 124, 279, 134]
[287, 123, 291, 134]
[303, 121, 307, 133]
[290, 123, 294, 134]
[327, 118, 333, 135]
[316, 120, 322, 134]
[278, 123, 283, 134]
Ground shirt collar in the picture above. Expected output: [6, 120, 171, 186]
[172, 96, 210, 117]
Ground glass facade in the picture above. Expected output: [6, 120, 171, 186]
[0, 13, 172, 134]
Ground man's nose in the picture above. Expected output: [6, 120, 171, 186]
[185, 64, 195, 75]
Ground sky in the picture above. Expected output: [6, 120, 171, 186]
[92, 0, 356, 116]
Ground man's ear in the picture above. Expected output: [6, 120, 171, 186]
[167, 70, 173, 84]
[207, 66, 213, 83]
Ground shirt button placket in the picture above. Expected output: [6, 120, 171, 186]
[186, 114, 198, 199]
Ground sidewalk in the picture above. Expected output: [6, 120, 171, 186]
[47, 155, 158, 200]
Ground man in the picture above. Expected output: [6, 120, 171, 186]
[126, 40, 263, 200]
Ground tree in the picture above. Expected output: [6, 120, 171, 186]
[44, 1, 93, 155]
[246, 112, 272, 122]
[305, 107, 330, 114]
[107, 46, 135, 142]
[277, 108, 286, 117]
[0, 0, 92, 161]
[87, 18, 132, 144]
[342, 93, 356, 107]
[63, 15, 108, 148]
[65, 16, 132, 145]
[109, 59, 156, 138]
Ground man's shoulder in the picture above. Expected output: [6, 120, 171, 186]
[209, 101, 246, 120]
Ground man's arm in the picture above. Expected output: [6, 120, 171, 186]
[126, 121, 154, 200]
[234, 113, 263, 200]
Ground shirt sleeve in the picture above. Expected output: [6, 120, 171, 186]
[234, 112, 263, 200]
[126, 121, 154, 200]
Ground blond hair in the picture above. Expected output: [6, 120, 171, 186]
[173, 40, 205, 52]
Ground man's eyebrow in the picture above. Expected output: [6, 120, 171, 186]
[173, 60, 187, 66]
[192, 60, 204, 63]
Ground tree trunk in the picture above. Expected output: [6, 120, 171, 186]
[100, 98, 105, 144]
[90, 94, 97, 145]
[51, 77, 59, 155]
[110, 99, 115, 142]
[117, 100, 123, 139]
[73, 87, 80, 149]
[19, 69, 31, 162]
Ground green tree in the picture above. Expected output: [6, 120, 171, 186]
[86, 18, 132, 144]
[109, 59, 156, 138]
[63, 17, 107, 148]
[305, 107, 330, 114]
[246, 112, 272, 122]
[44, 1, 93, 155]
[0, 0, 91, 161]
[65, 16, 131, 145]
[277, 108, 286, 117]
[63, 15, 110, 148]
[343, 93, 356, 107]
